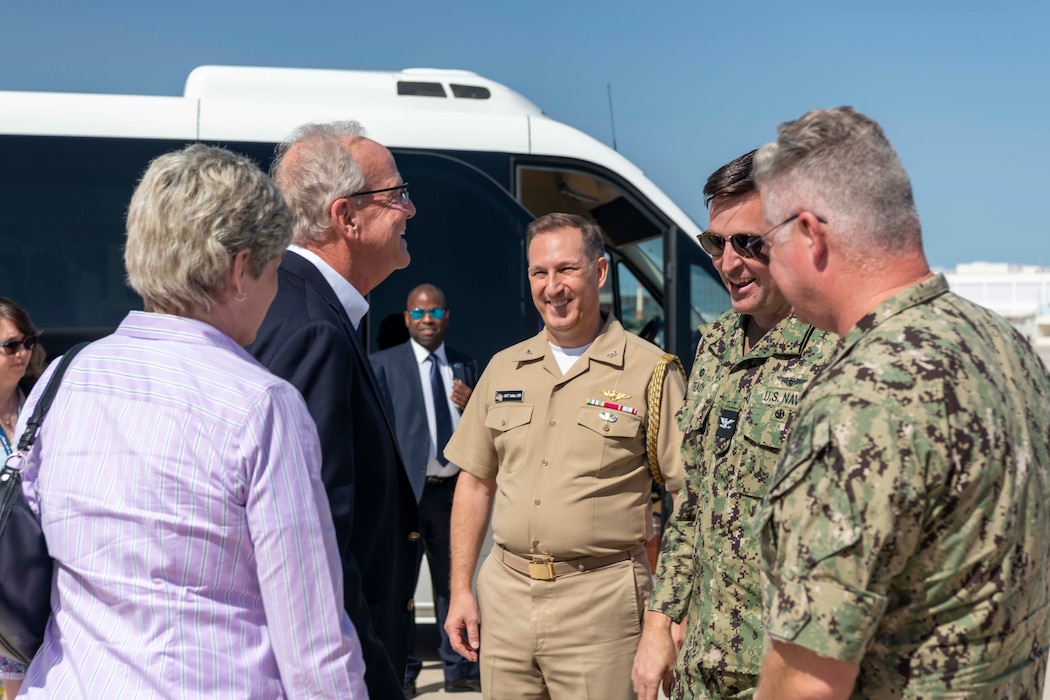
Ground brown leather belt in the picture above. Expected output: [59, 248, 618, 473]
[494, 544, 645, 581]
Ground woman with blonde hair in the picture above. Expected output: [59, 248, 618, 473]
[18, 144, 366, 698]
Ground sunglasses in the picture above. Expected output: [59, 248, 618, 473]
[699, 213, 828, 259]
[408, 307, 446, 320]
[0, 335, 38, 356]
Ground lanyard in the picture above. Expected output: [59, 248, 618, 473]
[0, 428, 12, 457]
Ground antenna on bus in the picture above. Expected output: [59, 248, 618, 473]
[607, 83, 618, 152]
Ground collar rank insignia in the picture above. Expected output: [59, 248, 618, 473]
[602, 389, 631, 402]
[716, 409, 739, 439]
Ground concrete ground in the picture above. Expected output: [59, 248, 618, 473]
[411, 623, 481, 699]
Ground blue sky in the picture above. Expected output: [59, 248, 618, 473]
[3, 0, 1047, 268]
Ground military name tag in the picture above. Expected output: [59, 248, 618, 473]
[716, 409, 739, 439]
[760, 389, 801, 406]
[495, 390, 524, 402]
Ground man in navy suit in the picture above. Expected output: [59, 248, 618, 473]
[248, 121, 420, 700]
[371, 283, 482, 696]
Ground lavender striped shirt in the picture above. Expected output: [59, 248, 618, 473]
[17, 312, 367, 699]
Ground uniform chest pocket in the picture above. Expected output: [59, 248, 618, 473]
[572, 407, 643, 476]
[484, 404, 534, 473]
[735, 402, 795, 498]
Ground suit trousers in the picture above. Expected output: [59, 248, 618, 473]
[476, 547, 651, 699]
[406, 474, 480, 684]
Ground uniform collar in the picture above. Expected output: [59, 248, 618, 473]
[835, 273, 949, 358]
[702, 311, 817, 365]
[513, 313, 627, 377]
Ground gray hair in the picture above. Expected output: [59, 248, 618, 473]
[525, 213, 606, 263]
[271, 121, 369, 245]
[753, 106, 922, 253]
[125, 143, 292, 315]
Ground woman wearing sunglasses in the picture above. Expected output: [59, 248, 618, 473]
[0, 296, 45, 697]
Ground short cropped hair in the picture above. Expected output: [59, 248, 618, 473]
[271, 121, 369, 245]
[703, 149, 757, 209]
[125, 143, 292, 315]
[753, 106, 921, 251]
[525, 213, 606, 263]
[0, 296, 45, 380]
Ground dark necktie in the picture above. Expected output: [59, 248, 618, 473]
[427, 353, 453, 466]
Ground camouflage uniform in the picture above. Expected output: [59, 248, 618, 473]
[649, 310, 836, 699]
[757, 274, 1050, 698]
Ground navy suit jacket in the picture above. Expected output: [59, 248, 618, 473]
[247, 253, 419, 699]
[370, 341, 478, 502]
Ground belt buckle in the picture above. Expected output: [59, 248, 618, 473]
[528, 555, 556, 580]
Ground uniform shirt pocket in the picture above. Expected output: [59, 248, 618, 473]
[484, 404, 534, 473]
[573, 406, 643, 476]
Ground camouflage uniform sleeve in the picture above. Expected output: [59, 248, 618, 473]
[757, 391, 928, 664]
[648, 385, 698, 621]
[649, 469, 698, 621]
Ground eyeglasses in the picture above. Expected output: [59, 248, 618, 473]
[0, 335, 38, 356]
[347, 182, 410, 206]
[698, 213, 826, 259]
[408, 307, 446, 321]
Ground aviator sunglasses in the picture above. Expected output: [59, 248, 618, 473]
[408, 307, 447, 320]
[0, 335, 38, 356]
[698, 213, 827, 259]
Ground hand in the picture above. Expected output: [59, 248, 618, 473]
[450, 380, 472, 411]
[671, 615, 687, 656]
[631, 613, 676, 700]
[445, 590, 481, 662]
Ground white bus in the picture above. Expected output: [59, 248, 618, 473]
[0, 65, 727, 368]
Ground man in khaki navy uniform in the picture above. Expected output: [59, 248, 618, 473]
[444, 213, 686, 699]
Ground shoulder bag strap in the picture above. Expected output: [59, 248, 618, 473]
[16, 343, 89, 453]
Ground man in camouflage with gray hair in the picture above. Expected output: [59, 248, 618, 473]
[751, 106, 1050, 698]
[632, 150, 836, 700]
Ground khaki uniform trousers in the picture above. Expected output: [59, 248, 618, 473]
[476, 548, 651, 699]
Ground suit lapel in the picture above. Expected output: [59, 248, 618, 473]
[283, 253, 403, 450]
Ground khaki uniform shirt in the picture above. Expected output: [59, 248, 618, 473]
[649, 311, 835, 690]
[445, 314, 685, 558]
[757, 275, 1050, 697]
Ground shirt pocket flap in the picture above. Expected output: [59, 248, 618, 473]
[577, 406, 642, 438]
[741, 402, 793, 451]
[484, 404, 534, 432]
[765, 414, 831, 501]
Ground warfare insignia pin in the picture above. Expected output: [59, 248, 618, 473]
[598, 411, 618, 423]
[602, 389, 631, 402]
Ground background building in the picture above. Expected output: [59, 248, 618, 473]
[943, 262, 1050, 368]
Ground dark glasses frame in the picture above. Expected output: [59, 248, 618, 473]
[0, 335, 38, 356]
[408, 307, 447, 320]
[698, 213, 827, 259]
[347, 182, 410, 205]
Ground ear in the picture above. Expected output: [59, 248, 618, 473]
[229, 249, 251, 297]
[594, 256, 610, 288]
[403, 310, 412, 328]
[797, 212, 829, 271]
[332, 197, 359, 238]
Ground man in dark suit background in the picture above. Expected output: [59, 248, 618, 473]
[248, 120, 420, 700]
[371, 283, 482, 696]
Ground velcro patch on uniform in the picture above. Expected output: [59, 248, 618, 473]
[494, 390, 524, 402]
[716, 409, 739, 438]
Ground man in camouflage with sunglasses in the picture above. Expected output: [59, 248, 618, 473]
[632, 151, 836, 700]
